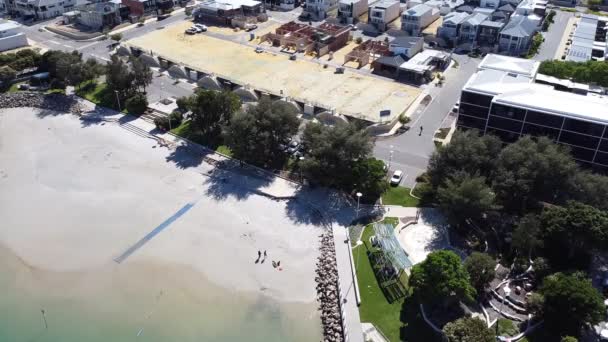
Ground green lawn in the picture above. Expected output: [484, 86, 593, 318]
[382, 186, 420, 207]
[76, 81, 115, 108]
[170, 121, 232, 156]
[354, 219, 407, 342]
[215, 145, 233, 157]
[8, 82, 24, 93]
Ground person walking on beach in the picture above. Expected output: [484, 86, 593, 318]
[263, 250, 267, 258]
[258, 250, 261, 258]
[419, 126, 424, 136]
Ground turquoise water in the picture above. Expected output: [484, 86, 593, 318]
[0, 248, 321, 342]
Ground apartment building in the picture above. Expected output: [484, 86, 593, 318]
[337, 0, 367, 24]
[458, 12, 487, 43]
[368, 0, 400, 31]
[498, 15, 538, 55]
[401, 3, 439, 36]
[305, 0, 338, 19]
[456, 54, 608, 170]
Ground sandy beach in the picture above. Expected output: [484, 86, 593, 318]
[0, 107, 323, 341]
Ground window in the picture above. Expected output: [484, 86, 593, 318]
[558, 130, 600, 150]
[460, 91, 492, 107]
[460, 102, 490, 119]
[522, 123, 560, 141]
[599, 139, 608, 153]
[491, 103, 526, 121]
[594, 151, 608, 166]
[487, 127, 520, 143]
[457, 114, 487, 130]
[488, 115, 523, 133]
[567, 145, 595, 162]
[525, 110, 564, 129]
[562, 118, 605, 137]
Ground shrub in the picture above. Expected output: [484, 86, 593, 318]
[399, 114, 411, 125]
[355, 37, 363, 44]
[169, 110, 183, 127]
[125, 93, 148, 115]
[110, 33, 123, 42]
[154, 116, 170, 130]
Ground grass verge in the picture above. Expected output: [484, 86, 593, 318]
[354, 218, 406, 342]
[382, 187, 420, 207]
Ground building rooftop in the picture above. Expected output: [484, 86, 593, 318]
[480, 19, 505, 28]
[500, 14, 537, 37]
[498, 3, 515, 11]
[0, 21, 21, 31]
[372, 0, 399, 9]
[443, 11, 469, 25]
[404, 3, 433, 16]
[478, 53, 540, 77]
[425, 0, 464, 9]
[456, 4, 474, 12]
[473, 7, 495, 15]
[464, 12, 489, 26]
[390, 36, 423, 47]
[399, 49, 449, 73]
[199, 0, 260, 10]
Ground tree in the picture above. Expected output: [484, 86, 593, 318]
[464, 252, 496, 294]
[189, 89, 241, 138]
[0, 66, 16, 90]
[531, 257, 552, 282]
[570, 171, 608, 211]
[409, 250, 476, 306]
[131, 56, 153, 93]
[526, 292, 544, 316]
[436, 173, 497, 227]
[105, 55, 135, 101]
[300, 121, 373, 191]
[110, 33, 123, 42]
[511, 214, 542, 259]
[493, 136, 578, 213]
[443, 317, 495, 342]
[351, 158, 388, 199]
[560, 336, 578, 342]
[176, 96, 192, 113]
[125, 93, 148, 115]
[427, 130, 502, 189]
[588, 0, 602, 9]
[540, 273, 605, 337]
[539, 201, 608, 269]
[39, 50, 83, 88]
[83, 58, 105, 83]
[223, 97, 299, 167]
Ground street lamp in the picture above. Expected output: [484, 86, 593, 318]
[387, 146, 394, 180]
[114, 90, 121, 112]
[298, 156, 305, 183]
[356, 192, 362, 219]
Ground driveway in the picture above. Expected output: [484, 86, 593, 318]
[373, 54, 480, 188]
[534, 10, 574, 61]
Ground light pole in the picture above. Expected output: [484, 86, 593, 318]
[387, 145, 394, 180]
[298, 156, 305, 183]
[114, 90, 121, 112]
[356, 192, 362, 219]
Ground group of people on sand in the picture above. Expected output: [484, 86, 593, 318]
[256, 250, 283, 270]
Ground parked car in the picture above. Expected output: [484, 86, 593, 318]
[255, 46, 264, 53]
[390, 170, 403, 185]
[245, 24, 257, 31]
[194, 23, 208, 31]
[286, 141, 300, 154]
[452, 102, 460, 113]
[157, 14, 170, 21]
[185, 28, 197, 35]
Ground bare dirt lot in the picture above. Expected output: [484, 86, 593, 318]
[126, 22, 422, 123]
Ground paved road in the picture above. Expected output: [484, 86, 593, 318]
[373, 54, 480, 188]
[534, 10, 574, 61]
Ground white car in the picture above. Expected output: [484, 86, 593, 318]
[194, 23, 208, 32]
[390, 170, 403, 185]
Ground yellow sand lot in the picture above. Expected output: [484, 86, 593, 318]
[126, 22, 421, 123]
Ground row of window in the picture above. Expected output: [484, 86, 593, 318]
[458, 113, 608, 154]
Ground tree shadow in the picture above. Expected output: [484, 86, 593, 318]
[399, 296, 444, 342]
[34, 94, 80, 118]
[203, 161, 275, 201]
[165, 141, 214, 169]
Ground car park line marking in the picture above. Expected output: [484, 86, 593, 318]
[77, 41, 99, 50]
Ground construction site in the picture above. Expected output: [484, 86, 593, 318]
[124, 21, 422, 125]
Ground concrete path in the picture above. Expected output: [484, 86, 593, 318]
[534, 10, 575, 61]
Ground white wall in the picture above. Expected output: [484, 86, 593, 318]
[0, 33, 28, 52]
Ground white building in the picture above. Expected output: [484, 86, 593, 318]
[305, 0, 338, 19]
[13, 0, 76, 20]
[401, 3, 439, 36]
[0, 21, 28, 52]
[368, 0, 401, 31]
[566, 13, 608, 62]
[337, 0, 368, 23]
[480, 0, 500, 9]
[424, 0, 464, 15]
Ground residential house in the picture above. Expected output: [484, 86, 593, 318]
[477, 19, 504, 45]
[13, 0, 76, 20]
[458, 12, 487, 44]
[401, 4, 439, 36]
[388, 36, 423, 58]
[498, 14, 537, 55]
[566, 14, 607, 61]
[77, 0, 126, 30]
[497, 3, 514, 15]
[424, 0, 464, 15]
[437, 11, 468, 45]
[337, 0, 367, 24]
[455, 4, 474, 12]
[549, 0, 576, 5]
[0, 0, 6, 11]
[121, 0, 174, 16]
[304, 0, 338, 19]
[491, 8, 507, 20]
[368, 0, 401, 31]
[0, 20, 27, 52]
[456, 54, 608, 170]
[480, 0, 499, 8]
[193, 0, 262, 25]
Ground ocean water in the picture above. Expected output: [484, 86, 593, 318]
[0, 246, 321, 342]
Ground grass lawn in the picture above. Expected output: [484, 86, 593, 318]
[354, 218, 406, 342]
[170, 121, 233, 156]
[76, 81, 115, 108]
[8, 82, 25, 93]
[382, 186, 420, 207]
[215, 145, 233, 157]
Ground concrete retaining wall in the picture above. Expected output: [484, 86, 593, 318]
[233, 86, 258, 102]
[167, 64, 188, 79]
[197, 75, 222, 90]
[44, 26, 102, 41]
